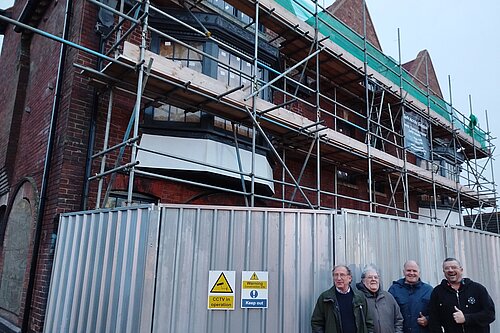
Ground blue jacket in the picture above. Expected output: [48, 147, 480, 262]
[388, 278, 433, 333]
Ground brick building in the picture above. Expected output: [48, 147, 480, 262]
[0, 0, 497, 331]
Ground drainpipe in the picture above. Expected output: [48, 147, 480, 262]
[82, 6, 111, 210]
[81, 34, 104, 210]
[22, 0, 72, 329]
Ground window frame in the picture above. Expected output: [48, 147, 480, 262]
[144, 34, 271, 145]
[143, 10, 278, 153]
[104, 191, 158, 208]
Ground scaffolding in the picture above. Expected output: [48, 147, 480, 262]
[1, 0, 498, 229]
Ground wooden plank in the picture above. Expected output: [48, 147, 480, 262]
[122, 41, 322, 130]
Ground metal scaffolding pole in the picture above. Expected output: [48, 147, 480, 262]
[249, 0, 261, 207]
[362, 0, 373, 213]
[397, 29, 410, 218]
[96, 88, 114, 209]
[447, 75, 463, 225]
[469, 95, 482, 228]
[485, 110, 499, 233]
[127, 0, 150, 205]
[244, 106, 314, 208]
[424, 56, 439, 223]
[314, 0, 321, 208]
[232, 123, 250, 207]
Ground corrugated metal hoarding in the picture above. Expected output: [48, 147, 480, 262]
[153, 206, 337, 333]
[44, 205, 500, 332]
[340, 209, 500, 332]
[445, 226, 500, 319]
[339, 210, 447, 286]
[44, 205, 159, 333]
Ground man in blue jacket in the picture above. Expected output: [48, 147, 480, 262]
[388, 260, 433, 333]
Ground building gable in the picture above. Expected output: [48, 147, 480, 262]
[326, 0, 383, 51]
[403, 49, 444, 99]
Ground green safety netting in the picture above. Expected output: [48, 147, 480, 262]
[273, 0, 487, 148]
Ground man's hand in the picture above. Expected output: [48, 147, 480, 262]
[453, 306, 465, 324]
[417, 312, 428, 327]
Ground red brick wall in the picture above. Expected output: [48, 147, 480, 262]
[328, 0, 382, 51]
[0, 0, 104, 329]
[0, 1, 63, 330]
[0, 2, 31, 179]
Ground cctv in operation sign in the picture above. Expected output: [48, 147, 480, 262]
[207, 270, 235, 310]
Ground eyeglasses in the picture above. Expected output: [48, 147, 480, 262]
[444, 265, 461, 270]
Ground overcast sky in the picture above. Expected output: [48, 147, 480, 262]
[367, 0, 499, 140]
[1, 0, 498, 195]
[0, 0, 13, 47]
[365, 0, 500, 200]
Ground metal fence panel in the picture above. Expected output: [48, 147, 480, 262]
[445, 226, 500, 323]
[152, 206, 337, 333]
[44, 205, 159, 333]
[339, 209, 447, 285]
[44, 205, 500, 332]
[340, 209, 500, 332]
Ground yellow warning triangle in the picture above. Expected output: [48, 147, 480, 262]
[250, 272, 259, 280]
[210, 272, 233, 293]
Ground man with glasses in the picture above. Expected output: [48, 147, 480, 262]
[428, 257, 495, 333]
[311, 265, 374, 333]
[356, 265, 403, 333]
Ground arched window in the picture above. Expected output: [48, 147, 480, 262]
[0, 181, 36, 316]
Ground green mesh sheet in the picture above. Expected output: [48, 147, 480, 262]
[273, 0, 487, 149]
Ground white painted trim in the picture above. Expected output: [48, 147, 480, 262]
[137, 134, 274, 192]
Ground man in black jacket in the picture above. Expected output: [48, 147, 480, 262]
[428, 258, 495, 333]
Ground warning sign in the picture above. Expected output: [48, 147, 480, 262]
[210, 272, 233, 293]
[242, 280, 267, 289]
[208, 271, 235, 310]
[208, 295, 234, 309]
[241, 271, 268, 309]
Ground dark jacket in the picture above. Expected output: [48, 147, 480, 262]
[311, 286, 374, 333]
[388, 278, 433, 333]
[356, 282, 403, 333]
[428, 278, 495, 333]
